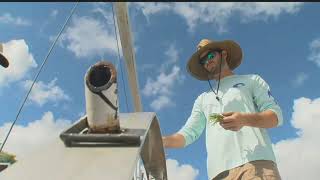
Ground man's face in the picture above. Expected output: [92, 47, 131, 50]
[199, 50, 223, 74]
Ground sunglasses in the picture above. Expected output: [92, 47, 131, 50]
[199, 51, 220, 65]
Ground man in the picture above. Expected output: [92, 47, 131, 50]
[0, 43, 9, 68]
[162, 39, 283, 180]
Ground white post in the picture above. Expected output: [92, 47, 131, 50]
[114, 2, 143, 112]
[84, 61, 120, 133]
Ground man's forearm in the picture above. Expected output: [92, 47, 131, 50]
[162, 133, 186, 148]
[242, 110, 279, 128]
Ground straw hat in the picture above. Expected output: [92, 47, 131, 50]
[186, 39, 243, 80]
[0, 43, 9, 68]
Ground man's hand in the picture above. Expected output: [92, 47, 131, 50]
[197, 39, 211, 50]
[220, 112, 246, 131]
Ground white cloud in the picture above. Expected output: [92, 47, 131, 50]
[0, 39, 37, 87]
[150, 95, 172, 111]
[60, 15, 117, 58]
[166, 159, 199, 180]
[22, 78, 70, 106]
[92, 6, 113, 25]
[139, 63, 155, 72]
[0, 111, 71, 160]
[50, 10, 58, 18]
[308, 38, 320, 67]
[132, 2, 304, 33]
[235, 2, 303, 23]
[165, 44, 178, 63]
[0, 13, 31, 26]
[91, 4, 125, 58]
[292, 72, 308, 87]
[274, 97, 320, 180]
[143, 65, 183, 111]
[143, 65, 182, 97]
[132, 2, 172, 24]
[157, 43, 180, 76]
[142, 43, 184, 111]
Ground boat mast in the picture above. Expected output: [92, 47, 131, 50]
[114, 2, 143, 112]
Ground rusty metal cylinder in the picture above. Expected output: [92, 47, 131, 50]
[0, 43, 9, 68]
[85, 61, 120, 133]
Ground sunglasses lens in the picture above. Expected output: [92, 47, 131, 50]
[207, 52, 215, 59]
[200, 57, 207, 65]
[200, 52, 216, 65]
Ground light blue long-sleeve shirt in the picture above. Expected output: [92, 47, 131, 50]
[177, 74, 283, 180]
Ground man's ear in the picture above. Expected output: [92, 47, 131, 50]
[221, 50, 228, 60]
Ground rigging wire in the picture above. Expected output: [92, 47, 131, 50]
[0, 2, 79, 152]
[111, 2, 130, 113]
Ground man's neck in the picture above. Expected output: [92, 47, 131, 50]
[213, 70, 234, 81]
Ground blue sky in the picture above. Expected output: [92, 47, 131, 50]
[1, 2, 320, 180]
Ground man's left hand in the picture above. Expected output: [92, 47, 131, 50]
[220, 112, 246, 131]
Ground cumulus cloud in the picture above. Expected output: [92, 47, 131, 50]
[160, 44, 179, 71]
[132, 2, 304, 33]
[308, 38, 320, 67]
[91, 4, 125, 57]
[143, 65, 183, 111]
[166, 159, 199, 180]
[143, 65, 181, 97]
[22, 78, 70, 106]
[132, 2, 172, 24]
[165, 44, 179, 63]
[274, 97, 320, 180]
[292, 72, 308, 87]
[150, 95, 172, 111]
[0, 13, 31, 26]
[142, 43, 184, 111]
[0, 111, 71, 160]
[60, 15, 117, 58]
[0, 39, 37, 87]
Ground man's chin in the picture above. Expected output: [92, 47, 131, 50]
[208, 71, 220, 80]
[210, 68, 220, 75]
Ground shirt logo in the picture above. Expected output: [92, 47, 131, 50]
[268, 90, 272, 98]
[233, 83, 245, 88]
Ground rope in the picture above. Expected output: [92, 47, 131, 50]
[0, 2, 79, 152]
[111, 2, 130, 112]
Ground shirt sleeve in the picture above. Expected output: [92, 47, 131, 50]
[251, 74, 283, 127]
[177, 94, 206, 147]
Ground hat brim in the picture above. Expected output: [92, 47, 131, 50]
[187, 40, 242, 81]
[0, 53, 9, 68]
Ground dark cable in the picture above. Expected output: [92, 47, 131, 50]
[111, 2, 130, 113]
[207, 51, 223, 101]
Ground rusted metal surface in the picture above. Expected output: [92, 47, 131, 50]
[0, 43, 9, 68]
[85, 61, 120, 133]
[59, 116, 143, 147]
